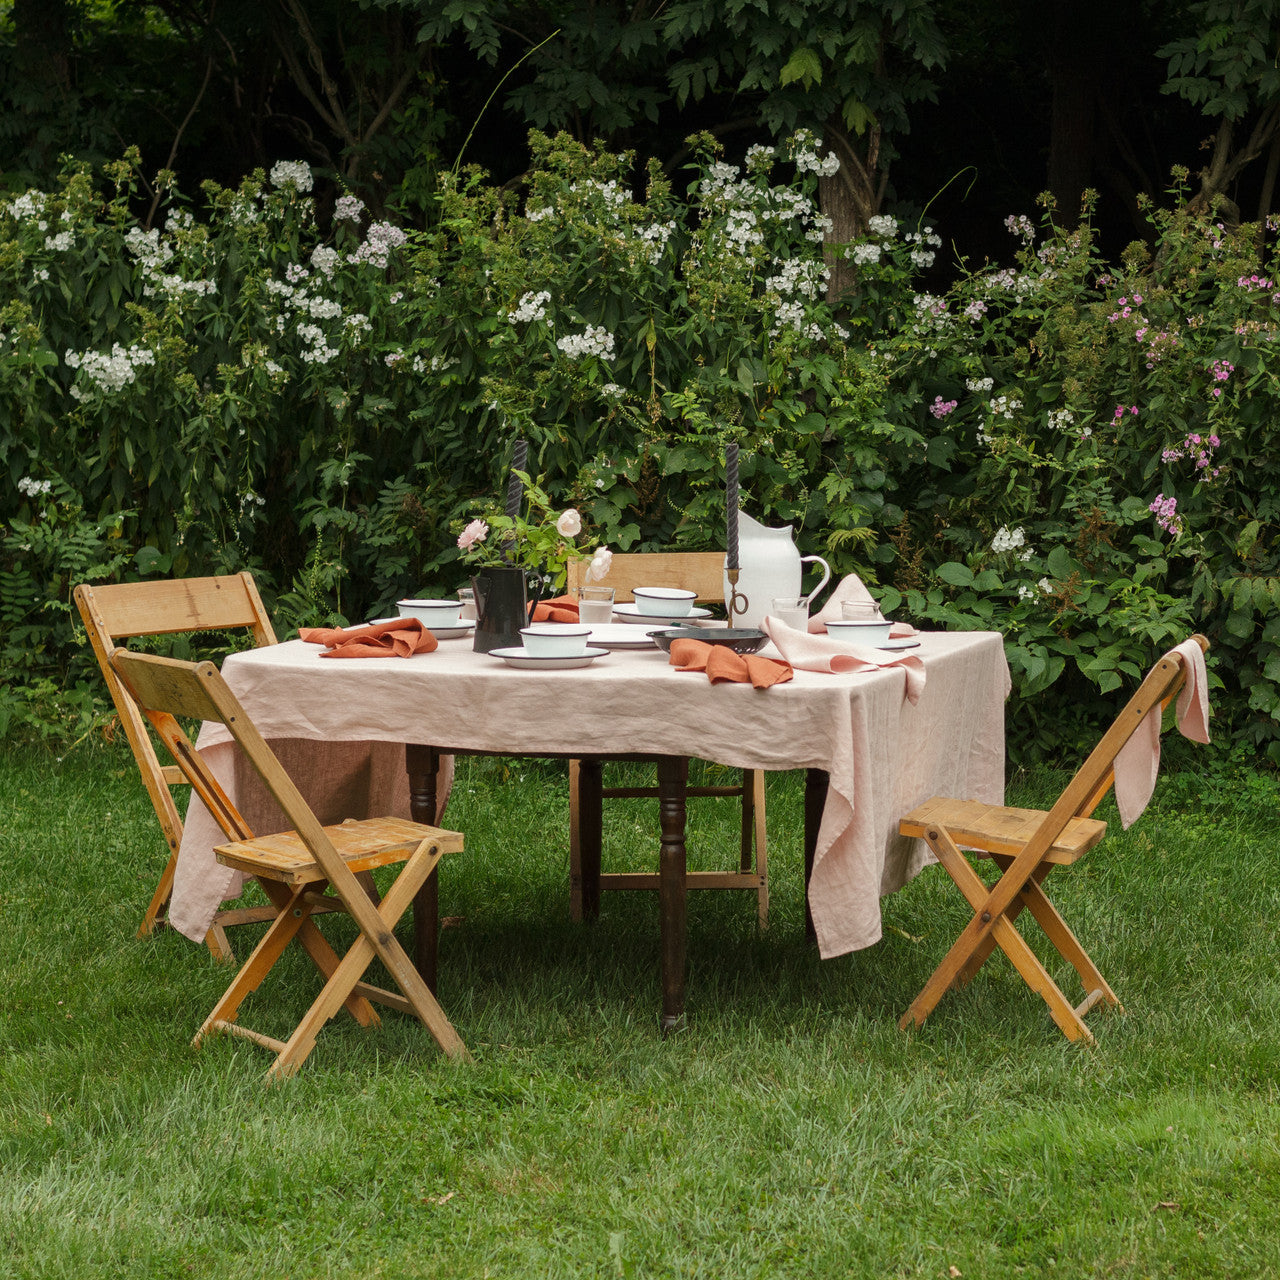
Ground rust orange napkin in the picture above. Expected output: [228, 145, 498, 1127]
[299, 617, 438, 658]
[532, 595, 580, 623]
[668, 638, 793, 689]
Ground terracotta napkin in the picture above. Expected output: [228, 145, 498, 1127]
[762, 616, 927, 705]
[299, 618, 438, 658]
[809, 574, 917, 638]
[668, 638, 793, 689]
[532, 595, 580, 623]
[1112, 638, 1210, 828]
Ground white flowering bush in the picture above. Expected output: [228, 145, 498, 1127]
[4, 146, 1280, 755]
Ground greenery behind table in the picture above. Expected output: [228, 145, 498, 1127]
[3, 140, 1279, 758]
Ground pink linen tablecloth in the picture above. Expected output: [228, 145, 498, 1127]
[172, 629, 1010, 958]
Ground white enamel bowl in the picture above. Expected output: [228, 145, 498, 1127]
[631, 586, 697, 617]
[825, 618, 892, 646]
[519, 623, 592, 658]
[397, 598, 463, 628]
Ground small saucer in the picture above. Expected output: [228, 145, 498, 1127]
[432, 621, 476, 639]
[879, 637, 920, 650]
[613, 603, 713, 625]
[489, 646, 608, 670]
[585, 623, 662, 649]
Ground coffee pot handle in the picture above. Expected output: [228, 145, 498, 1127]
[799, 555, 832, 607]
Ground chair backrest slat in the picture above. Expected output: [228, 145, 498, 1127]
[79, 574, 277, 644]
[566, 551, 724, 603]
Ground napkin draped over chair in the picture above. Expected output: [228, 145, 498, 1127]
[1112, 637, 1211, 827]
[300, 618, 438, 658]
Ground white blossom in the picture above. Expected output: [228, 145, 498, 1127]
[508, 290, 551, 324]
[17, 477, 52, 497]
[351, 221, 407, 268]
[270, 160, 314, 192]
[310, 245, 340, 277]
[333, 194, 365, 222]
[556, 325, 615, 360]
[991, 525, 1027, 554]
[867, 214, 898, 237]
[64, 343, 156, 398]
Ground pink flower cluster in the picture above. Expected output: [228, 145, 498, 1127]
[1161, 431, 1221, 480]
[1113, 404, 1139, 422]
[929, 395, 958, 418]
[1149, 493, 1184, 536]
[1209, 358, 1234, 398]
[1136, 326, 1177, 367]
[1107, 294, 1145, 323]
[1236, 273, 1275, 291]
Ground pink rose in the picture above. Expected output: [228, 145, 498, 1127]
[555, 508, 582, 537]
[457, 518, 489, 550]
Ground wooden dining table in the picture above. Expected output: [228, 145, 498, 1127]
[170, 628, 1010, 1029]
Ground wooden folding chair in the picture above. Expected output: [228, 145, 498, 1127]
[109, 649, 468, 1079]
[897, 634, 1210, 1044]
[564, 551, 768, 927]
[75, 574, 280, 961]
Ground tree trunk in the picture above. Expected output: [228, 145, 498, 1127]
[819, 119, 882, 303]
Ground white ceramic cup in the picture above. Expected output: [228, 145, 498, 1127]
[632, 586, 696, 617]
[397, 598, 462, 628]
[519, 623, 592, 657]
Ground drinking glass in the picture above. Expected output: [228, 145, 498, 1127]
[576, 585, 615, 623]
[771, 595, 809, 630]
[456, 587, 477, 620]
[841, 599, 883, 622]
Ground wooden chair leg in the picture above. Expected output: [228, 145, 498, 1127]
[751, 770, 768, 930]
[138, 846, 180, 938]
[900, 825, 1093, 1043]
[195, 884, 316, 1046]
[954, 862, 1050, 988]
[269, 840, 468, 1079]
[1014, 877, 1121, 1011]
[203, 922, 235, 963]
[568, 758, 583, 921]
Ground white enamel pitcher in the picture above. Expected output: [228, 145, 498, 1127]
[723, 511, 831, 628]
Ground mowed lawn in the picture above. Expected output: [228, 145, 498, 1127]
[1, 738, 1277, 1279]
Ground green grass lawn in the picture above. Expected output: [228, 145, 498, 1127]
[1, 738, 1277, 1279]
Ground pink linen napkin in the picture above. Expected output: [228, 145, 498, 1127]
[808, 574, 917, 638]
[762, 616, 927, 705]
[1112, 638, 1210, 828]
[299, 618, 438, 658]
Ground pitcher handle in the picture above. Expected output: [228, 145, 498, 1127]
[799, 555, 831, 607]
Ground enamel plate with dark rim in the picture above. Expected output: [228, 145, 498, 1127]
[489, 646, 609, 670]
[612, 603, 714, 625]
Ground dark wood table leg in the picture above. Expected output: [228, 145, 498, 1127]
[657, 755, 690, 1033]
[804, 768, 829, 942]
[576, 756, 603, 921]
[406, 743, 441, 993]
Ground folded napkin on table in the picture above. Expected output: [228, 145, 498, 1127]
[1112, 638, 1210, 828]
[532, 595, 580, 623]
[299, 617, 438, 658]
[808, 574, 917, 638]
[763, 616, 926, 705]
[668, 638, 793, 689]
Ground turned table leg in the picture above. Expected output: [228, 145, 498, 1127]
[406, 743, 441, 993]
[657, 755, 690, 1033]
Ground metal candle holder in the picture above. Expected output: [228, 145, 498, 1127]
[725, 567, 749, 626]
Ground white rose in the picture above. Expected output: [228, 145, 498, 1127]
[585, 547, 613, 583]
[555, 509, 582, 537]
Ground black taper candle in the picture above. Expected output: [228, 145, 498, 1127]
[725, 443, 740, 571]
[505, 439, 528, 518]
